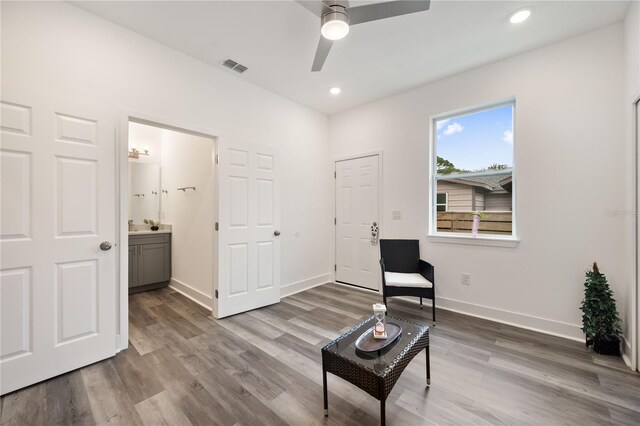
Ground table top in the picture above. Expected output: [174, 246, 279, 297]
[322, 316, 429, 377]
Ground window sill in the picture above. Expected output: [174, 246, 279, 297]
[427, 233, 519, 248]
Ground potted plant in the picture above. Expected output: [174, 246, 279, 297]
[580, 262, 622, 356]
[144, 219, 160, 231]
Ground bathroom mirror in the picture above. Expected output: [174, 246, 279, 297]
[129, 162, 161, 224]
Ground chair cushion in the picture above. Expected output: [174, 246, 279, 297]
[384, 272, 433, 288]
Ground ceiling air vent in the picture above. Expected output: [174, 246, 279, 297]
[222, 58, 248, 74]
[233, 64, 248, 74]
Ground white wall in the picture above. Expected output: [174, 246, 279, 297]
[161, 128, 216, 305]
[624, 1, 640, 369]
[1, 1, 333, 339]
[626, 2, 640, 99]
[330, 24, 630, 341]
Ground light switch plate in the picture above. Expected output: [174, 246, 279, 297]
[392, 210, 402, 220]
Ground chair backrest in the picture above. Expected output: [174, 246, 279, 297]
[379, 239, 420, 273]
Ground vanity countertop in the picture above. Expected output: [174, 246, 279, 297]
[129, 230, 172, 235]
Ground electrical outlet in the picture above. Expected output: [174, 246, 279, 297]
[462, 273, 471, 286]
[392, 210, 402, 220]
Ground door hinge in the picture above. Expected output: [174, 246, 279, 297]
[334, 217, 336, 225]
[334, 264, 337, 271]
[334, 171, 336, 178]
[215, 290, 219, 299]
[215, 154, 220, 164]
[215, 222, 219, 231]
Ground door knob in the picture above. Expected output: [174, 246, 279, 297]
[274, 230, 281, 236]
[100, 241, 112, 251]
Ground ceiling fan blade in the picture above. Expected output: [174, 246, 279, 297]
[295, 0, 332, 18]
[311, 36, 333, 72]
[348, 0, 431, 26]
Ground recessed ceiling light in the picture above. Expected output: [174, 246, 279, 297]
[509, 8, 532, 24]
[330, 87, 342, 95]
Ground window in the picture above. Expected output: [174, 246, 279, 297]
[436, 193, 448, 212]
[431, 100, 515, 239]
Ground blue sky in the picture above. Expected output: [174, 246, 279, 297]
[435, 104, 513, 172]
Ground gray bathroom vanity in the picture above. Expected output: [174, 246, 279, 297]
[128, 231, 171, 293]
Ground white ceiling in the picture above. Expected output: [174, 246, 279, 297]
[72, 0, 630, 115]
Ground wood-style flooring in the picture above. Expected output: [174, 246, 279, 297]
[1, 283, 639, 425]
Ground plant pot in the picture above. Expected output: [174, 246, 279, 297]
[593, 338, 620, 356]
[151, 226, 159, 231]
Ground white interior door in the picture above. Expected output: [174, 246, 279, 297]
[1, 91, 116, 395]
[215, 139, 280, 318]
[335, 154, 380, 291]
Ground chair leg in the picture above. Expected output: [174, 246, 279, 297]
[420, 297, 423, 309]
[323, 366, 328, 416]
[432, 296, 436, 326]
[426, 346, 431, 386]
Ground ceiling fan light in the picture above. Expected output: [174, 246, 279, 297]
[321, 10, 350, 40]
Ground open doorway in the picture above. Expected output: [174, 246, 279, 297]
[123, 118, 217, 349]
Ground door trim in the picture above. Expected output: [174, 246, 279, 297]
[117, 109, 220, 350]
[633, 95, 640, 371]
[333, 151, 384, 294]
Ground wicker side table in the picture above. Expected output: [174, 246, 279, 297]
[321, 316, 430, 426]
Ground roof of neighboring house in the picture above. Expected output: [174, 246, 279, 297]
[440, 170, 513, 193]
[499, 175, 513, 192]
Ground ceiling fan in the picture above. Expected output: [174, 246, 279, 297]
[296, 0, 431, 72]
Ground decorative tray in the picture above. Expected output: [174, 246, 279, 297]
[354, 323, 402, 352]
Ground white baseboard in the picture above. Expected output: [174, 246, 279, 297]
[329, 281, 583, 341]
[621, 336, 633, 369]
[392, 294, 584, 342]
[281, 273, 332, 297]
[171, 274, 331, 309]
[440, 296, 584, 341]
[169, 278, 213, 310]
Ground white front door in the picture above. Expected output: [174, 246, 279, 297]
[215, 139, 280, 318]
[335, 154, 380, 291]
[1, 91, 116, 395]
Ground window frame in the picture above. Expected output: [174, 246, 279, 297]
[428, 98, 519, 247]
